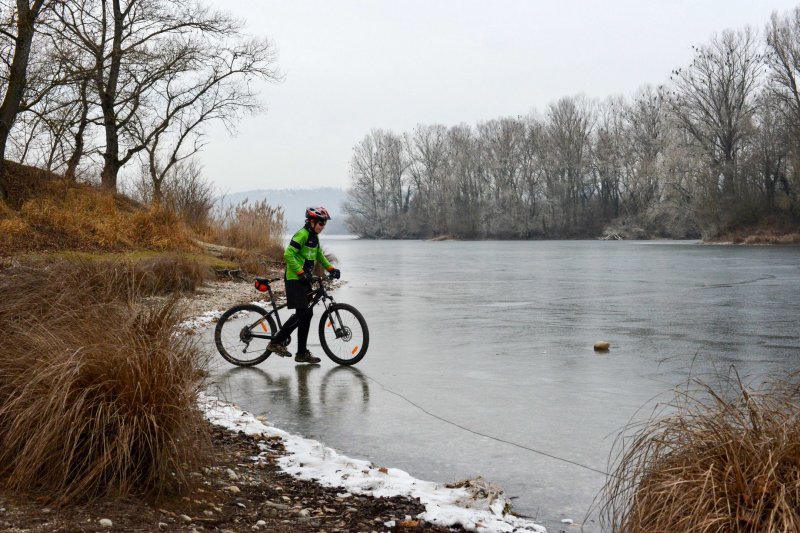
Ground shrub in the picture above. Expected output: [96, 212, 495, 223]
[134, 254, 215, 294]
[205, 198, 286, 257]
[602, 371, 800, 532]
[0, 260, 210, 502]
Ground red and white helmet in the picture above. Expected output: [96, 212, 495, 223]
[305, 206, 331, 221]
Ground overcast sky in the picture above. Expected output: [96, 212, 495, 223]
[198, 0, 799, 194]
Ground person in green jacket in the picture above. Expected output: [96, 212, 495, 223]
[267, 206, 340, 363]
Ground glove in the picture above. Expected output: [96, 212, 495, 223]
[298, 270, 313, 284]
[328, 268, 341, 280]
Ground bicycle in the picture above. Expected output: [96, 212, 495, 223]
[214, 274, 369, 367]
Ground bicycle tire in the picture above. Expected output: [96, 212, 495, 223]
[214, 304, 277, 367]
[318, 303, 369, 365]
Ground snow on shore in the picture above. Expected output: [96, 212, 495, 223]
[200, 393, 546, 533]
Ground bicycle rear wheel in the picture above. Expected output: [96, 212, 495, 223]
[318, 303, 369, 365]
[214, 304, 276, 367]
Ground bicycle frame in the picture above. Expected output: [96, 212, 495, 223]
[251, 276, 339, 339]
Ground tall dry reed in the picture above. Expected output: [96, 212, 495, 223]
[0, 259, 210, 502]
[602, 370, 800, 532]
[205, 198, 286, 258]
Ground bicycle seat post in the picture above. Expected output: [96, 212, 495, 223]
[265, 280, 279, 313]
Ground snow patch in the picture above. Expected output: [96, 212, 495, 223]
[200, 393, 546, 532]
[179, 310, 223, 333]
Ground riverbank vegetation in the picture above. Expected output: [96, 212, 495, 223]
[0, 161, 286, 265]
[345, 7, 800, 242]
[602, 371, 800, 532]
[0, 259, 211, 501]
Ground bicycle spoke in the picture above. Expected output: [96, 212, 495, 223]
[215, 305, 276, 366]
[319, 304, 368, 365]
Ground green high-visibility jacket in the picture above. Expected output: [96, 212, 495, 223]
[284, 225, 332, 280]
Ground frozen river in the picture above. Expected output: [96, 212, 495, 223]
[204, 239, 800, 532]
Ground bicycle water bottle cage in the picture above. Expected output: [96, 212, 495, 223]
[254, 278, 270, 292]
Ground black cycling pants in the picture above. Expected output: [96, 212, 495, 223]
[274, 307, 313, 353]
[274, 280, 313, 353]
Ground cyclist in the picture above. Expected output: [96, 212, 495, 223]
[267, 206, 341, 363]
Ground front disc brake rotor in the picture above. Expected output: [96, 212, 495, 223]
[337, 326, 352, 342]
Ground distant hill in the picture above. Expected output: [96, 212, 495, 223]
[217, 187, 350, 234]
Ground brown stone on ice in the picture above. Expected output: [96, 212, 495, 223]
[594, 341, 610, 351]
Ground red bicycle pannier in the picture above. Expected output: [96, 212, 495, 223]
[254, 280, 269, 292]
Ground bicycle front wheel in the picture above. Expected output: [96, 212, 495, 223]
[319, 303, 369, 365]
[214, 304, 276, 367]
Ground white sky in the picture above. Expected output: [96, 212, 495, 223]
[199, 0, 799, 194]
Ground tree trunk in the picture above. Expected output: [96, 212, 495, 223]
[65, 79, 89, 181]
[100, 156, 121, 190]
[97, 0, 124, 191]
[0, 153, 8, 203]
[0, 0, 45, 200]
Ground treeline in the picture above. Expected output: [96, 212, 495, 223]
[344, 10, 800, 239]
[0, 0, 279, 205]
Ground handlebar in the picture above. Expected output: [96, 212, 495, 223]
[312, 272, 339, 283]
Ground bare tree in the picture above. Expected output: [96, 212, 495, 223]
[766, 6, 800, 205]
[0, 0, 49, 200]
[766, 8, 800, 135]
[53, 0, 249, 191]
[445, 123, 482, 236]
[622, 86, 668, 215]
[404, 124, 448, 235]
[670, 28, 762, 198]
[136, 35, 279, 203]
[476, 117, 527, 234]
[343, 129, 408, 237]
[542, 95, 595, 235]
[593, 97, 627, 219]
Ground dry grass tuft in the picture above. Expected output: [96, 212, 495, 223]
[0, 259, 210, 502]
[204, 199, 286, 257]
[133, 254, 215, 294]
[602, 370, 800, 532]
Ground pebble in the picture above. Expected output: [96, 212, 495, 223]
[224, 485, 241, 493]
[179, 514, 192, 524]
[99, 518, 113, 528]
[265, 501, 290, 511]
[298, 509, 311, 517]
[226, 468, 238, 480]
[158, 523, 168, 530]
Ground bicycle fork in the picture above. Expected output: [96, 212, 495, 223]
[324, 304, 350, 340]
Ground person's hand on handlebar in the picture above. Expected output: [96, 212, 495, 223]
[298, 270, 313, 284]
[328, 268, 341, 280]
